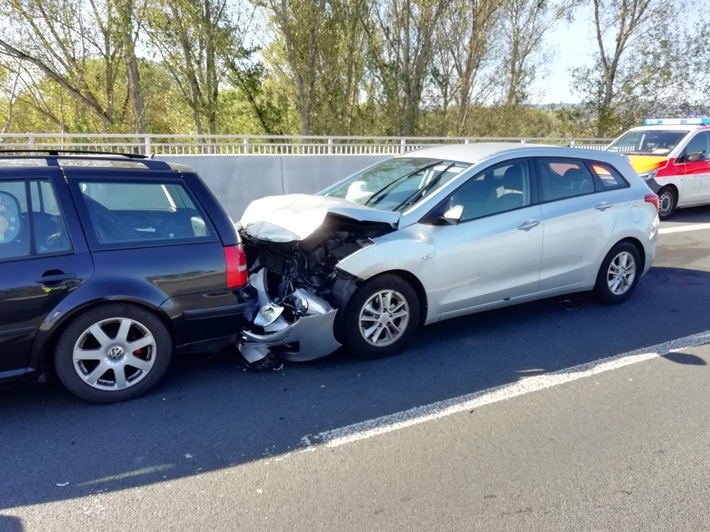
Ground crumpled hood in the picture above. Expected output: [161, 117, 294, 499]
[240, 193, 400, 242]
[627, 155, 669, 174]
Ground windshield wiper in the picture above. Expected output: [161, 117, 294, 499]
[364, 162, 441, 207]
[392, 163, 455, 212]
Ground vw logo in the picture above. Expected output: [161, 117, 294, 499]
[107, 346, 124, 360]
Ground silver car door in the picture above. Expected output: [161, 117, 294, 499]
[536, 158, 619, 291]
[428, 159, 544, 317]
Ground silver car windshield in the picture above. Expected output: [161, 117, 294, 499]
[607, 129, 689, 155]
[321, 157, 469, 212]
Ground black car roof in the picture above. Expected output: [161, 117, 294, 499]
[0, 150, 174, 172]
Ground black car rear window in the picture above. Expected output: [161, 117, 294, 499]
[78, 181, 214, 246]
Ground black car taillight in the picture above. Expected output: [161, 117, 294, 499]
[224, 244, 248, 288]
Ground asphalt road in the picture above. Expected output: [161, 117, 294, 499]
[2, 207, 710, 532]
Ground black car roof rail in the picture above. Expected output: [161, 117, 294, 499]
[0, 149, 179, 172]
[0, 149, 152, 159]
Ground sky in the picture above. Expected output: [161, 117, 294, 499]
[533, 8, 596, 104]
[535, 1, 709, 105]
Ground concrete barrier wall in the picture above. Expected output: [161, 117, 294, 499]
[157, 154, 389, 221]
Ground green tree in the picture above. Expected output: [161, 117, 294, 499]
[138, 59, 195, 134]
[115, 0, 149, 134]
[360, 0, 450, 136]
[571, 0, 701, 137]
[0, 64, 20, 133]
[224, 48, 290, 135]
[145, 0, 255, 136]
[497, 0, 577, 108]
[0, 0, 150, 133]
[434, 0, 503, 135]
[258, 0, 368, 136]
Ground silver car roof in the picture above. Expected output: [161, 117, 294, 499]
[394, 143, 641, 227]
[397, 142, 628, 167]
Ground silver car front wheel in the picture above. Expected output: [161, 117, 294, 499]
[342, 274, 420, 359]
[358, 289, 411, 348]
[594, 243, 641, 304]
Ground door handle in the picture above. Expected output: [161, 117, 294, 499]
[595, 202, 613, 211]
[36, 272, 77, 285]
[517, 220, 540, 231]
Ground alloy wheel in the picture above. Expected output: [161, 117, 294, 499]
[606, 251, 637, 296]
[357, 289, 410, 347]
[71, 316, 157, 391]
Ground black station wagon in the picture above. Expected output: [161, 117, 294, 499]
[0, 151, 251, 402]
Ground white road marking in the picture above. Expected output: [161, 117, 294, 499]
[301, 330, 710, 449]
[659, 223, 710, 234]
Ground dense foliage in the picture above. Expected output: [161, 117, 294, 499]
[0, 0, 707, 139]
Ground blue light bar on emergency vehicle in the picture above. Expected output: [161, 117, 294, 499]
[642, 117, 710, 126]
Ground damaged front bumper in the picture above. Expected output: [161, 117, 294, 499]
[237, 268, 342, 363]
[235, 195, 394, 364]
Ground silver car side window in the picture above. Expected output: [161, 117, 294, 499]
[588, 162, 629, 190]
[537, 159, 595, 202]
[450, 160, 531, 222]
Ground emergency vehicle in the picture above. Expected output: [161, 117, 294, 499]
[607, 117, 710, 219]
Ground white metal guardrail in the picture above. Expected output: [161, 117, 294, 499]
[0, 133, 611, 155]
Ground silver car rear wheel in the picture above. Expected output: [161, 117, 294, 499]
[606, 251, 636, 295]
[594, 242, 641, 304]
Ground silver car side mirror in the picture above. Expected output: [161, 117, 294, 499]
[443, 204, 464, 224]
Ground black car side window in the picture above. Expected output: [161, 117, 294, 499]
[30, 179, 72, 254]
[0, 188, 26, 260]
[0, 179, 71, 260]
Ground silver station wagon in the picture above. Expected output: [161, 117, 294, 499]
[237, 143, 659, 363]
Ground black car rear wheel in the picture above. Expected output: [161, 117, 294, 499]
[54, 304, 172, 403]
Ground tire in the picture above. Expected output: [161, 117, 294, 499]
[54, 304, 172, 403]
[341, 274, 420, 359]
[594, 242, 641, 304]
[657, 187, 677, 220]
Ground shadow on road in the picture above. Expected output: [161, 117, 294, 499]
[0, 515, 24, 531]
[661, 205, 710, 224]
[1, 265, 709, 510]
[662, 352, 707, 365]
